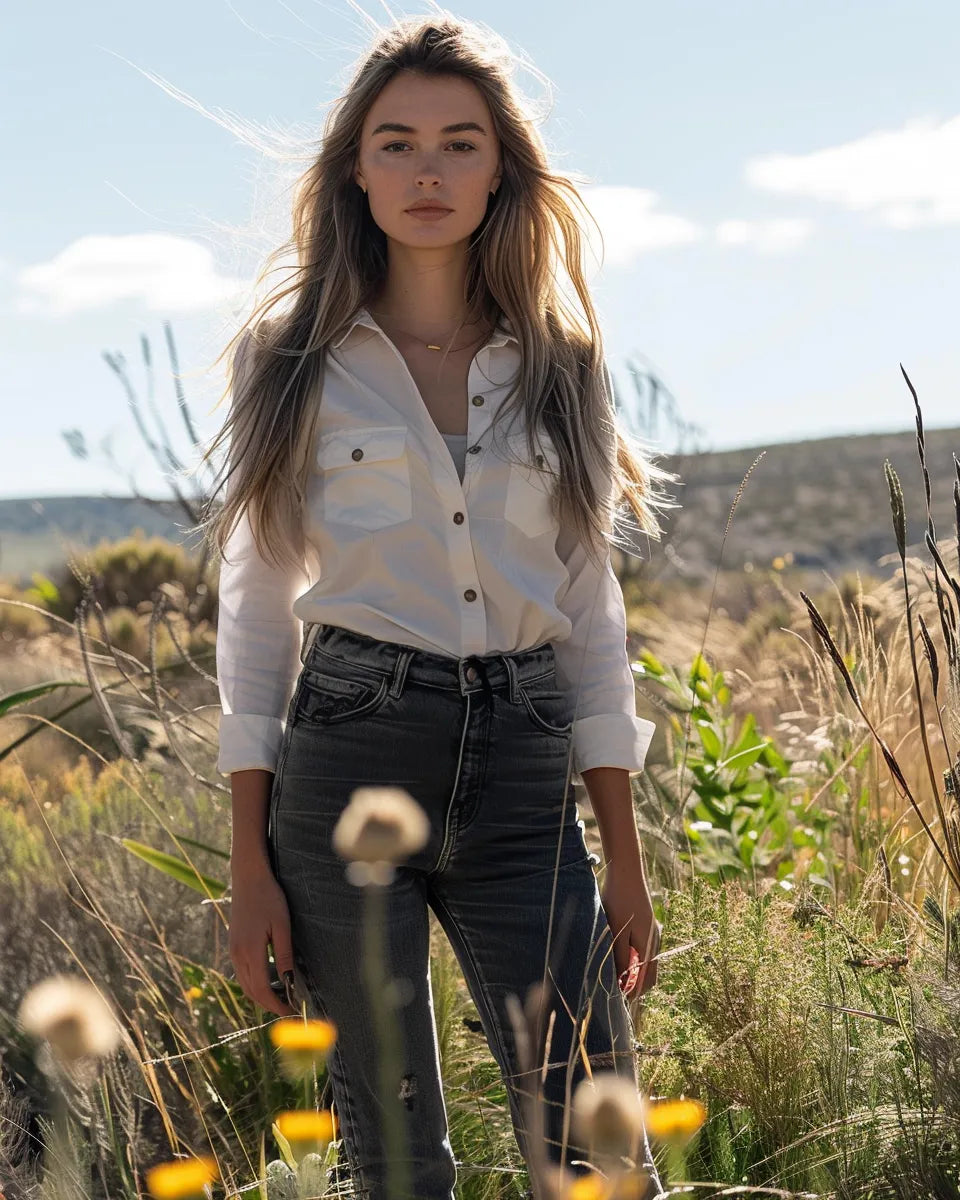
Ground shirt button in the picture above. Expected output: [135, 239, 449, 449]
[465, 665, 478, 682]
[468, 444, 481, 454]
[351, 448, 363, 461]
[463, 588, 477, 602]
[453, 511, 464, 524]
[471, 394, 485, 406]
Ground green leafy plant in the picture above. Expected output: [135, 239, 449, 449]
[635, 649, 832, 888]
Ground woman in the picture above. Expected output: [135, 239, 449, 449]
[201, 13, 675, 1199]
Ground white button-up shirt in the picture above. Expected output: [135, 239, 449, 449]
[215, 307, 656, 781]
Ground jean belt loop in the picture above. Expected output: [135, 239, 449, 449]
[300, 621, 320, 666]
[388, 647, 413, 699]
[500, 653, 520, 704]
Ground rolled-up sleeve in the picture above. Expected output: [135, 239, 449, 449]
[551, 365, 656, 781]
[215, 331, 309, 776]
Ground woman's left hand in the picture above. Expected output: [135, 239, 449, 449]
[600, 866, 661, 999]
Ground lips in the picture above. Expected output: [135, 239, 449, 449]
[406, 203, 453, 213]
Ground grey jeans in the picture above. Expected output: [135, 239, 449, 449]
[267, 620, 662, 1199]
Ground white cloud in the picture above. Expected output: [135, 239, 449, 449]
[715, 217, 815, 252]
[578, 185, 703, 269]
[745, 113, 960, 228]
[15, 233, 249, 317]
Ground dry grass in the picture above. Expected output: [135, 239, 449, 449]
[2, 373, 960, 1197]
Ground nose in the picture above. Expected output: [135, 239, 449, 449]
[414, 156, 443, 187]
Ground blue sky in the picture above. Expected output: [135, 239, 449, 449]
[3, 0, 958, 499]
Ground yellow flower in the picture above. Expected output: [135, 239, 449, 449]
[564, 1175, 612, 1199]
[643, 1096, 707, 1143]
[145, 1155, 218, 1199]
[275, 1109, 338, 1160]
[269, 1018, 338, 1080]
[772, 556, 786, 570]
[17, 975, 120, 1063]
[269, 1017, 337, 1052]
[184, 986, 203, 1003]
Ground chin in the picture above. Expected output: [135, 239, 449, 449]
[388, 222, 472, 246]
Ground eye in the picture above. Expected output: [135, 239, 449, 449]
[380, 140, 477, 153]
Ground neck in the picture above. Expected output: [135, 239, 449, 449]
[372, 241, 472, 325]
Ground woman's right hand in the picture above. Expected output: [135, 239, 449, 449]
[229, 867, 299, 1017]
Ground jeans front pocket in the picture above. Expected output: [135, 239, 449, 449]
[294, 654, 391, 726]
[516, 671, 574, 737]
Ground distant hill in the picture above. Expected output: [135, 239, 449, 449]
[0, 495, 204, 582]
[1, 423, 957, 585]
[648, 423, 959, 583]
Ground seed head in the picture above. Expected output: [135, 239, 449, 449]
[332, 786, 429, 865]
[572, 1072, 646, 1166]
[17, 975, 120, 1063]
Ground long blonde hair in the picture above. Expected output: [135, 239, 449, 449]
[196, 12, 677, 576]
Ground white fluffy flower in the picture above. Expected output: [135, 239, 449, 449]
[332, 786, 429, 866]
[18, 975, 120, 1063]
[571, 1071, 647, 1167]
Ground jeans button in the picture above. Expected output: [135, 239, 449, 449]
[465, 665, 478, 682]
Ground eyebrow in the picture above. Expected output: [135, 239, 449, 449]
[369, 121, 488, 137]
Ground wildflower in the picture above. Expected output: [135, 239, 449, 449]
[184, 986, 203, 1003]
[642, 1096, 706, 1144]
[332, 786, 429, 883]
[563, 1174, 613, 1199]
[572, 1073, 646, 1168]
[17, 975, 120, 1064]
[269, 1017, 337, 1051]
[269, 1017, 337, 1081]
[145, 1155, 218, 1199]
[275, 1109, 337, 1161]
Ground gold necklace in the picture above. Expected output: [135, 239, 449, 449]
[368, 309, 489, 353]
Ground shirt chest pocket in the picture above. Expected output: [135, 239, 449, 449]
[317, 424, 413, 531]
[503, 431, 562, 539]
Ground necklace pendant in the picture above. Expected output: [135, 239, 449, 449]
[426, 344, 442, 351]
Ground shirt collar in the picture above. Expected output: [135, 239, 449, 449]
[331, 306, 518, 350]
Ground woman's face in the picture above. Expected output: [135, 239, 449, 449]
[354, 72, 502, 251]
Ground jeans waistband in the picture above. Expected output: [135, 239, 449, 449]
[299, 621, 557, 703]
